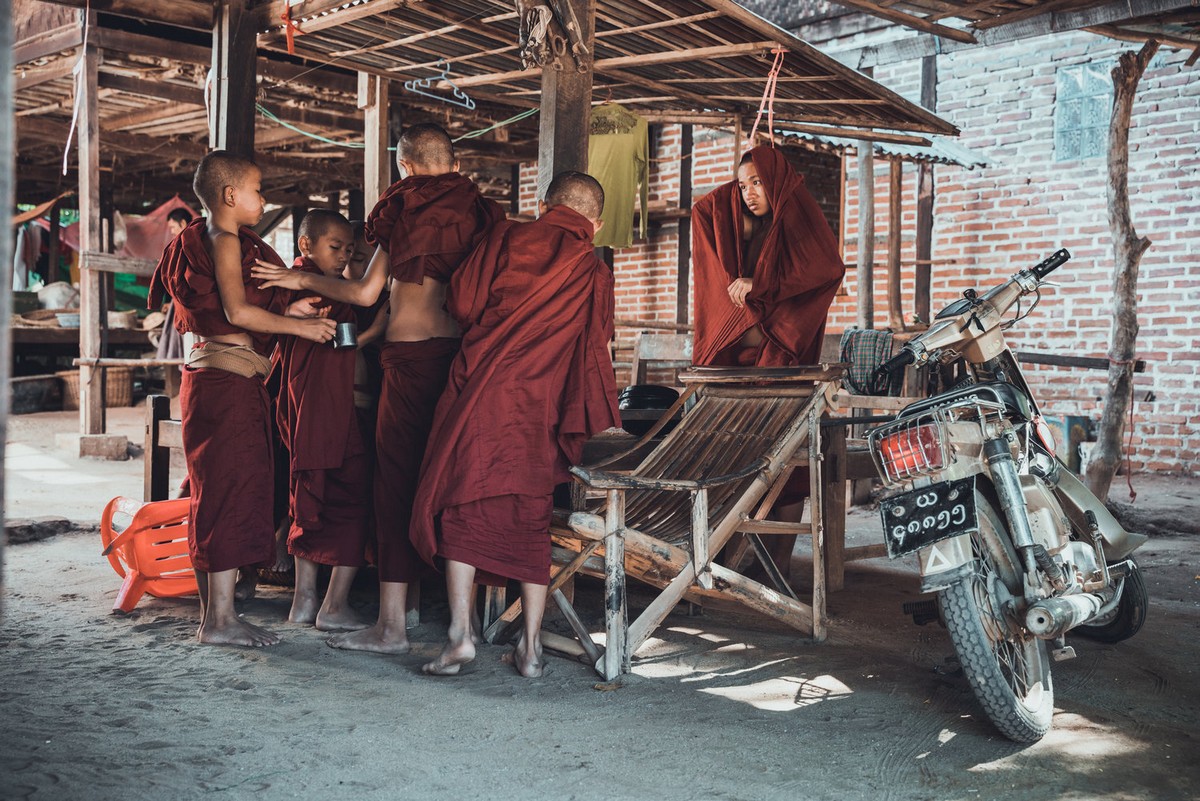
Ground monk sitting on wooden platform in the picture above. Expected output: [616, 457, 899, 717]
[412, 171, 620, 678]
[252, 124, 504, 654]
[690, 145, 845, 581]
[274, 210, 370, 631]
[150, 151, 336, 647]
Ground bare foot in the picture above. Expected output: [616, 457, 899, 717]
[422, 637, 475, 676]
[198, 617, 280, 647]
[502, 635, 544, 678]
[326, 622, 410, 654]
[315, 607, 368, 633]
[288, 592, 319, 625]
[234, 568, 258, 602]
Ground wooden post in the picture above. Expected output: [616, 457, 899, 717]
[210, 0, 256, 157]
[1, 0, 13, 599]
[1085, 40, 1160, 501]
[359, 72, 390, 211]
[47, 199, 61, 284]
[914, 54, 937, 326]
[78, 15, 104, 436]
[676, 123, 693, 326]
[856, 142, 875, 330]
[732, 114, 744, 168]
[290, 205, 305, 259]
[886, 157, 904, 331]
[536, 0, 595, 198]
[601, 489, 627, 679]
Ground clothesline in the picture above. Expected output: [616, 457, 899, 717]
[254, 104, 539, 149]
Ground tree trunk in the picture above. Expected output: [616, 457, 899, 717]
[1085, 40, 1158, 501]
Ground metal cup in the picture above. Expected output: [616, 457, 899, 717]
[331, 321, 358, 349]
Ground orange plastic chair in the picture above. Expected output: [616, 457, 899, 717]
[100, 496, 198, 613]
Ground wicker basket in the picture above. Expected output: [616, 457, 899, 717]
[58, 367, 134, 410]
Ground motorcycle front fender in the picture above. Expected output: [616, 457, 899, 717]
[1052, 467, 1148, 560]
[917, 534, 974, 593]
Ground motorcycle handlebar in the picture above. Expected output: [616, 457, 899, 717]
[1031, 248, 1071, 280]
[872, 349, 915, 388]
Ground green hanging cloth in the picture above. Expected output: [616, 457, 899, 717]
[588, 103, 648, 249]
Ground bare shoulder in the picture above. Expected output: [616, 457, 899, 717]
[210, 229, 243, 264]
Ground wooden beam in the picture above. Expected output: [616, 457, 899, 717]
[41, 0, 213, 30]
[13, 22, 81, 65]
[97, 72, 205, 105]
[81, 251, 157, 277]
[886, 157, 903, 331]
[14, 54, 76, 91]
[914, 55, 936, 325]
[255, 0, 409, 38]
[779, 122, 931, 146]
[827, 0, 976, 43]
[835, 0, 1192, 68]
[77, 16, 104, 436]
[972, 0, 1098, 31]
[211, 0, 257, 157]
[594, 40, 783, 70]
[856, 68, 875, 332]
[2, 0, 15, 580]
[359, 72, 390, 212]
[676, 123, 693, 326]
[536, 0, 595, 198]
[596, 10, 723, 37]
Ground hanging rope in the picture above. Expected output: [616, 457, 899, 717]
[281, 6, 304, 56]
[748, 48, 786, 148]
[62, 1, 92, 176]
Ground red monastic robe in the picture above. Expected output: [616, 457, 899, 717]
[149, 219, 292, 573]
[691, 145, 846, 367]
[366, 172, 505, 583]
[410, 206, 620, 585]
[274, 258, 368, 567]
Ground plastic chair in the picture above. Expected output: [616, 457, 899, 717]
[100, 496, 198, 613]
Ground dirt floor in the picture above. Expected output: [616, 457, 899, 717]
[2, 407, 1198, 801]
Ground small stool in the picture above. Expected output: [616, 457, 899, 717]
[100, 496, 197, 613]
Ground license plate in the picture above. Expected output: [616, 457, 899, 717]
[880, 477, 978, 558]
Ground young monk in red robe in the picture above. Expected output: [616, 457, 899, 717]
[412, 171, 620, 678]
[251, 124, 504, 654]
[274, 210, 372, 631]
[149, 151, 335, 646]
[690, 144, 846, 580]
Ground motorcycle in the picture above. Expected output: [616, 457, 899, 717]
[866, 249, 1149, 743]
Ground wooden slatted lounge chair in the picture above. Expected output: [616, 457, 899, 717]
[485, 365, 844, 680]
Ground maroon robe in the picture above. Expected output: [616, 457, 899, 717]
[274, 257, 368, 567]
[411, 206, 620, 585]
[149, 220, 292, 573]
[364, 172, 504, 583]
[691, 145, 846, 367]
[366, 172, 505, 283]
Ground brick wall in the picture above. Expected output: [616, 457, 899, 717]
[516, 33, 1198, 473]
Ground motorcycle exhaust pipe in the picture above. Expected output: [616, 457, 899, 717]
[1024, 593, 1104, 639]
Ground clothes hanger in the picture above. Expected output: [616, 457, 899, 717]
[403, 60, 476, 110]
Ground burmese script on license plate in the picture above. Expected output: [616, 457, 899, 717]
[880, 477, 978, 559]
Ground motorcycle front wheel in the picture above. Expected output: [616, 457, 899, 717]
[939, 493, 1054, 743]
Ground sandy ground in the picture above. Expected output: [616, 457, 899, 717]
[2, 406, 1198, 801]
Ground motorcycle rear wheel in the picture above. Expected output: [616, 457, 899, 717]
[939, 494, 1054, 743]
[1075, 556, 1148, 644]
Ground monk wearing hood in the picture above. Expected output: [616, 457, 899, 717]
[252, 124, 504, 654]
[691, 145, 845, 578]
[413, 171, 620, 678]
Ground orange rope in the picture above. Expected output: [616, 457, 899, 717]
[748, 48, 786, 148]
[282, 7, 304, 56]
